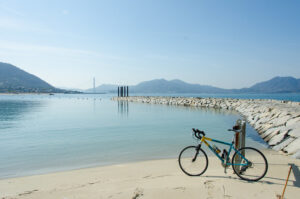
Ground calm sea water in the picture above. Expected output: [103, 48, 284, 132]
[1, 93, 295, 179]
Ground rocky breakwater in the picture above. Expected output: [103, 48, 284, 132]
[112, 96, 300, 158]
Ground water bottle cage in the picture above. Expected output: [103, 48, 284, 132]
[212, 145, 221, 154]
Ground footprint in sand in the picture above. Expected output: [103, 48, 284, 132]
[222, 185, 232, 199]
[174, 187, 186, 191]
[204, 180, 214, 189]
[18, 189, 38, 196]
[204, 180, 215, 198]
[132, 188, 144, 199]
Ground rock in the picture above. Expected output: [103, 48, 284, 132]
[288, 128, 300, 138]
[292, 150, 300, 159]
[268, 129, 289, 146]
[286, 117, 300, 126]
[260, 126, 282, 138]
[264, 130, 280, 142]
[283, 138, 300, 154]
[272, 137, 295, 151]
[268, 115, 292, 127]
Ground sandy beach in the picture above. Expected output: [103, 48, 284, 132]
[0, 149, 299, 199]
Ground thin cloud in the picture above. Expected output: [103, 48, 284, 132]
[0, 3, 24, 17]
[0, 17, 23, 30]
[0, 17, 54, 34]
[0, 41, 122, 60]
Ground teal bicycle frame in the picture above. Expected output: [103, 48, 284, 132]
[200, 136, 249, 166]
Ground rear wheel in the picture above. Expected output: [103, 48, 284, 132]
[178, 146, 208, 176]
[232, 147, 268, 181]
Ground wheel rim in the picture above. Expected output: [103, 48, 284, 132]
[179, 146, 208, 176]
[232, 147, 268, 181]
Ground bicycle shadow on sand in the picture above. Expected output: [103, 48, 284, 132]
[202, 163, 300, 188]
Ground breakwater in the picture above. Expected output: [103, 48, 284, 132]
[112, 96, 300, 158]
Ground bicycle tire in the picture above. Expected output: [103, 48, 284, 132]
[232, 147, 268, 181]
[178, 146, 208, 176]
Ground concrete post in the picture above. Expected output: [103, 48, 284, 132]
[240, 120, 246, 151]
[234, 119, 246, 172]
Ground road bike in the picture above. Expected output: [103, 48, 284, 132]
[178, 127, 268, 181]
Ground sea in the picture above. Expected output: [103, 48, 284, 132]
[0, 93, 299, 179]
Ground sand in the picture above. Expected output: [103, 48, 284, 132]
[0, 149, 299, 199]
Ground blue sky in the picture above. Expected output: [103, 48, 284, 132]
[0, 0, 299, 89]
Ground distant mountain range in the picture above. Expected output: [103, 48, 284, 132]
[0, 62, 76, 93]
[88, 77, 300, 94]
[1, 62, 300, 94]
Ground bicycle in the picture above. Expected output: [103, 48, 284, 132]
[178, 127, 268, 181]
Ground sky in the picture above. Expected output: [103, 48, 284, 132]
[0, 0, 299, 89]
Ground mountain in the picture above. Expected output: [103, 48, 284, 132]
[0, 62, 64, 93]
[248, 76, 300, 93]
[87, 77, 300, 94]
[131, 79, 227, 93]
[86, 79, 228, 93]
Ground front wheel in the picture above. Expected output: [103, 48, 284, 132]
[232, 147, 268, 181]
[178, 146, 208, 176]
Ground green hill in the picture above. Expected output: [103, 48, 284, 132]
[0, 62, 62, 93]
[248, 76, 300, 93]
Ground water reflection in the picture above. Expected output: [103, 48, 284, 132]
[118, 101, 129, 116]
[0, 100, 44, 129]
[124, 101, 266, 145]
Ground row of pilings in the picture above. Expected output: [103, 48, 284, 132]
[118, 86, 129, 97]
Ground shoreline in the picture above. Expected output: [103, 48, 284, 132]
[112, 96, 300, 158]
[0, 138, 268, 181]
[0, 156, 181, 181]
[0, 141, 269, 180]
[1, 149, 299, 199]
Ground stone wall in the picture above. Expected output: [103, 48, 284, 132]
[112, 96, 300, 158]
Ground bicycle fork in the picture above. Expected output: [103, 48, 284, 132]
[192, 144, 202, 162]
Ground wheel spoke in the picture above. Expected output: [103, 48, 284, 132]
[178, 146, 208, 176]
[232, 147, 268, 181]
